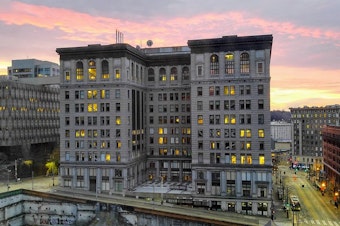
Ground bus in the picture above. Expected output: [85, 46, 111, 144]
[290, 195, 301, 211]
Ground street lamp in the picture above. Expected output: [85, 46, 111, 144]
[7, 169, 11, 191]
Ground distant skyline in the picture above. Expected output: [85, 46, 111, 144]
[1, 0, 339, 110]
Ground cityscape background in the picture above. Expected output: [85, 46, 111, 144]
[0, 0, 340, 110]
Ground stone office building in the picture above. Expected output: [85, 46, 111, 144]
[56, 34, 273, 216]
[0, 76, 59, 162]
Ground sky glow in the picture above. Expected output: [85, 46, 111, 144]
[0, 0, 339, 110]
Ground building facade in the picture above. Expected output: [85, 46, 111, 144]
[322, 125, 340, 200]
[7, 59, 60, 78]
[0, 76, 60, 162]
[290, 105, 340, 172]
[57, 35, 273, 216]
[271, 121, 292, 142]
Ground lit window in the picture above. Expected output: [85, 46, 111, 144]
[231, 154, 237, 164]
[210, 54, 219, 75]
[246, 129, 251, 138]
[246, 142, 251, 150]
[87, 90, 97, 99]
[158, 128, 164, 135]
[159, 68, 166, 81]
[259, 155, 265, 164]
[247, 155, 252, 164]
[230, 115, 236, 124]
[197, 115, 203, 124]
[258, 129, 265, 138]
[225, 53, 234, 74]
[76, 61, 84, 81]
[241, 154, 246, 164]
[240, 129, 245, 138]
[65, 71, 70, 81]
[116, 116, 121, 125]
[105, 153, 110, 162]
[102, 60, 109, 79]
[224, 86, 229, 95]
[170, 67, 178, 81]
[88, 60, 96, 80]
[230, 86, 235, 95]
[240, 53, 250, 74]
[116, 152, 121, 162]
[116, 140, 121, 148]
[115, 69, 121, 79]
[87, 103, 98, 112]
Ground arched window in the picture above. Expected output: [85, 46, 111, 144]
[225, 53, 234, 74]
[159, 68, 166, 81]
[240, 53, 250, 74]
[210, 54, 219, 75]
[182, 66, 190, 81]
[76, 61, 84, 81]
[88, 60, 96, 80]
[101, 60, 109, 79]
[170, 67, 178, 81]
[148, 68, 155, 82]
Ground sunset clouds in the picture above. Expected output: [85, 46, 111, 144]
[0, 0, 339, 110]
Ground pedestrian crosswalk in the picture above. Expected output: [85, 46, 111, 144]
[302, 219, 339, 225]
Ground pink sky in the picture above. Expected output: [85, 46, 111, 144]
[0, 1, 339, 110]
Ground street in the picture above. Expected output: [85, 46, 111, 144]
[276, 165, 339, 225]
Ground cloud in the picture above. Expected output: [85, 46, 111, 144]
[1, 2, 339, 47]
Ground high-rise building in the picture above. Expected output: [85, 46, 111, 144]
[7, 59, 60, 78]
[56, 34, 273, 215]
[290, 105, 340, 171]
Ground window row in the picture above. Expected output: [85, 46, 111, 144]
[197, 114, 265, 125]
[65, 116, 122, 126]
[149, 116, 191, 124]
[197, 140, 265, 151]
[64, 140, 122, 150]
[197, 85, 264, 96]
[65, 60, 121, 81]
[199, 99, 264, 111]
[147, 66, 190, 82]
[198, 152, 266, 165]
[65, 102, 123, 113]
[149, 136, 191, 145]
[149, 104, 191, 113]
[65, 151, 122, 163]
[207, 52, 264, 76]
[65, 128, 122, 138]
[65, 89, 111, 100]
[153, 92, 191, 101]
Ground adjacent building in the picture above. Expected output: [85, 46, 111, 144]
[0, 75, 60, 165]
[290, 105, 340, 173]
[7, 59, 60, 78]
[56, 34, 273, 215]
[322, 125, 340, 199]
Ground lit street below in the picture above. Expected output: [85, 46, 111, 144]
[275, 165, 340, 225]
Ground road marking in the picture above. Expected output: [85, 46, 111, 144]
[315, 219, 321, 225]
[309, 219, 315, 224]
[333, 221, 339, 226]
[327, 220, 334, 226]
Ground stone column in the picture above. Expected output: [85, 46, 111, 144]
[206, 170, 212, 195]
[221, 171, 226, 196]
[167, 161, 171, 182]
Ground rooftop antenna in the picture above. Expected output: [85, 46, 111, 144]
[116, 30, 124, 43]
